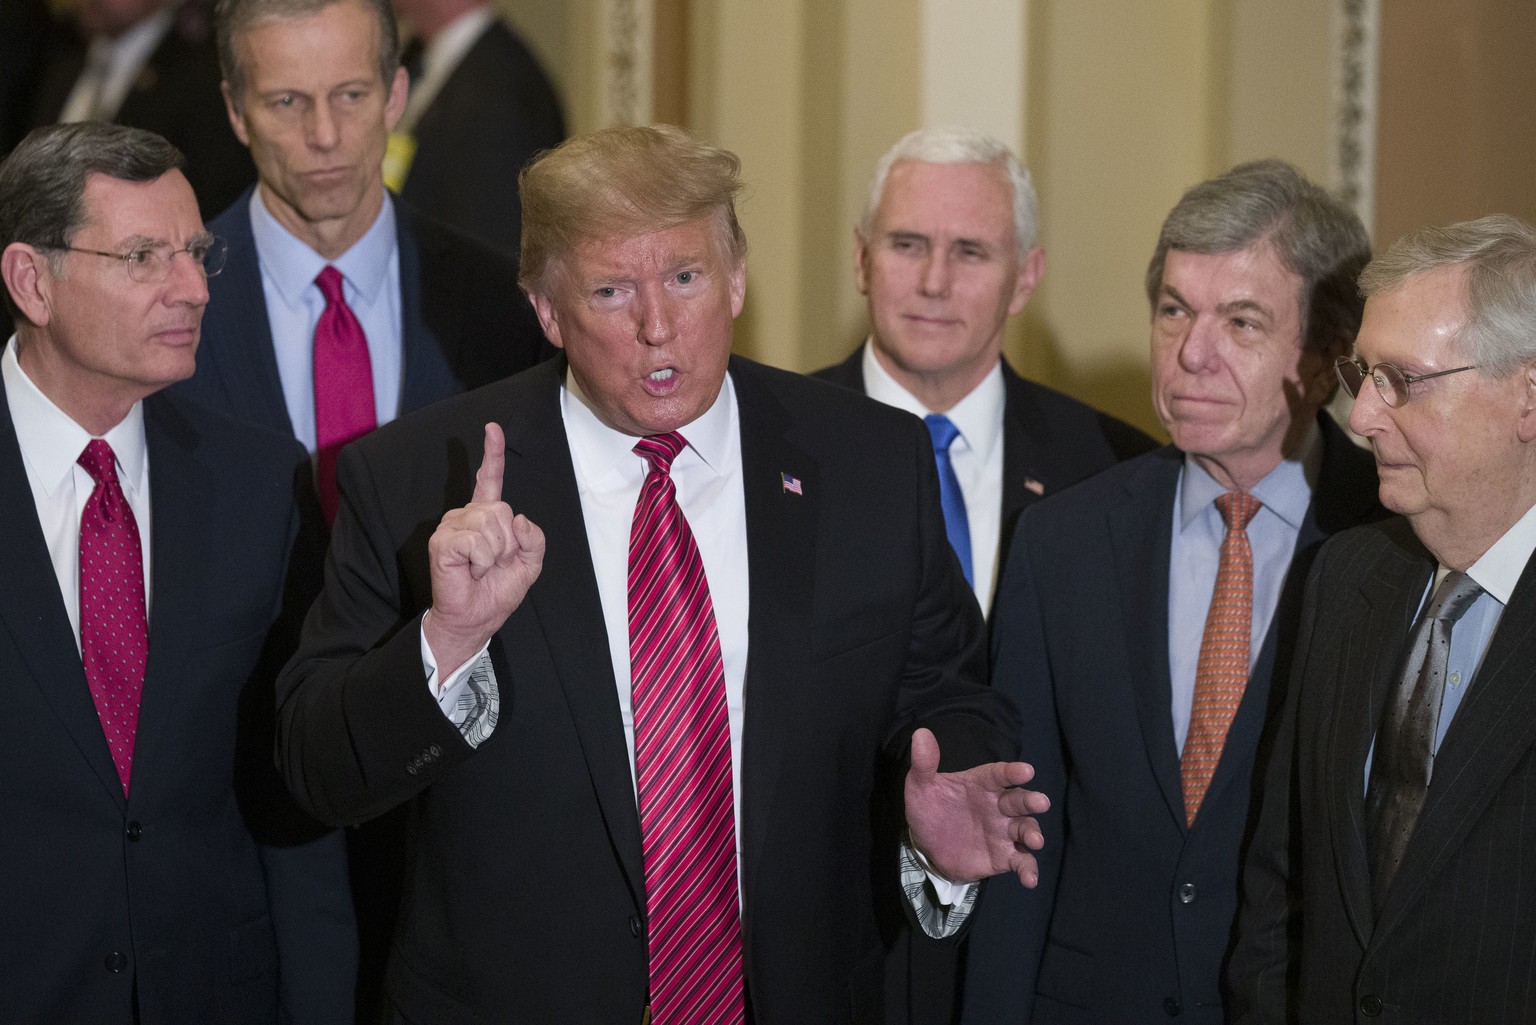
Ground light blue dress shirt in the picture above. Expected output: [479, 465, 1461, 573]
[247, 188, 404, 453]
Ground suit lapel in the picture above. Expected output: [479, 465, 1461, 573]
[506, 360, 645, 901]
[730, 361, 818, 904]
[997, 363, 1050, 558]
[396, 205, 464, 412]
[1378, 548, 1536, 935]
[1108, 451, 1186, 826]
[205, 202, 292, 436]
[0, 389, 124, 806]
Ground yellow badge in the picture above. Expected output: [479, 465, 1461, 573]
[383, 132, 417, 193]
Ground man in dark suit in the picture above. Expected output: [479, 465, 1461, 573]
[276, 123, 1052, 1024]
[816, 127, 1154, 617]
[0, 122, 351, 1023]
[24, 0, 255, 217]
[1231, 215, 1536, 1023]
[962, 160, 1383, 1025]
[389, 0, 565, 257]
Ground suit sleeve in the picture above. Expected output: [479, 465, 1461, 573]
[1228, 549, 1327, 1023]
[275, 439, 475, 827]
[959, 508, 1062, 1024]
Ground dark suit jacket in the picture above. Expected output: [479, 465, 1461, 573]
[274, 355, 1017, 1024]
[26, 1, 254, 218]
[1230, 516, 1536, 1024]
[176, 190, 550, 435]
[399, 18, 565, 258]
[814, 346, 1157, 608]
[961, 415, 1383, 1025]
[0, 385, 352, 1024]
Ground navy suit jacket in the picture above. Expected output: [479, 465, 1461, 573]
[274, 355, 1017, 1024]
[176, 190, 550, 436]
[0, 384, 352, 1024]
[1231, 517, 1536, 1024]
[962, 415, 1383, 1025]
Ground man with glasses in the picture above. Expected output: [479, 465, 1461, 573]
[1231, 215, 1536, 1022]
[964, 160, 1384, 1025]
[0, 122, 350, 1023]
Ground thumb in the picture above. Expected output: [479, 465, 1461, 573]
[909, 726, 941, 781]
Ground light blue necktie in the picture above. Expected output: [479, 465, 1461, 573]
[924, 414, 973, 586]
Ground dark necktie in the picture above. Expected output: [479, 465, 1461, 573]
[924, 413, 973, 586]
[1181, 491, 1262, 825]
[628, 432, 744, 1025]
[77, 439, 148, 794]
[1366, 570, 1482, 911]
[313, 265, 376, 525]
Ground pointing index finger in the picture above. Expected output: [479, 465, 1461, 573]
[471, 422, 505, 505]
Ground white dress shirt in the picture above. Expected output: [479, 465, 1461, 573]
[3, 338, 152, 646]
[247, 188, 405, 453]
[862, 342, 1006, 613]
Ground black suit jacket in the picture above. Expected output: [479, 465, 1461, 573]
[176, 190, 550, 435]
[962, 415, 1383, 1025]
[1230, 516, 1536, 1024]
[27, 1, 254, 218]
[0, 385, 352, 1024]
[399, 18, 564, 258]
[274, 355, 1017, 1024]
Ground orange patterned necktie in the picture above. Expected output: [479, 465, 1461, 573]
[1181, 491, 1261, 826]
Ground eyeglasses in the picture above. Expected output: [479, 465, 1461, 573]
[1334, 354, 1480, 408]
[61, 236, 228, 284]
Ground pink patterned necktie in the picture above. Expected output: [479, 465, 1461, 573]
[628, 432, 744, 1025]
[77, 439, 147, 794]
[313, 265, 376, 525]
[1181, 490, 1262, 826]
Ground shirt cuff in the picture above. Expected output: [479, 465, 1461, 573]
[900, 831, 979, 939]
[420, 620, 499, 749]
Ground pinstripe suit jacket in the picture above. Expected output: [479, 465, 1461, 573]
[1232, 515, 1536, 1024]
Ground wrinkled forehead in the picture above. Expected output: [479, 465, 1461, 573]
[76, 170, 203, 246]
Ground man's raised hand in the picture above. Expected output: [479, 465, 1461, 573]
[424, 423, 545, 674]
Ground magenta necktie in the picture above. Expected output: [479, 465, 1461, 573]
[628, 432, 744, 1025]
[313, 265, 376, 524]
[77, 439, 147, 794]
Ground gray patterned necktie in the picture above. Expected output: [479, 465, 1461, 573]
[1365, 569, 1483, 912]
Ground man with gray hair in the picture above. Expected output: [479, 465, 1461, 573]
[816, 127, 1153, 617]
[963, 159, 1384, 1024]
[1231, 215, 1536, 1023]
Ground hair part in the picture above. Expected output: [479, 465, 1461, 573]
[518, 124, 747, 296]
[0, 122, 185, 319]
[1145, 158, 1371, 355]
[216, 0, 399, 109]
[859, 126, 1039, 259]
[1360, 214, 1536, 376]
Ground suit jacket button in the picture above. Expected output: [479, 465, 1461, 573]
[406, 763, 419, 776]
[1177, 882, 1196, 903]
[429, 744, 442, 757]
[125, 822, 142, 842]
[1163, 997, 1180, 1016]
[104, 952, 127, 972]
[1359, 995, 1384, 1017]
[629, 915, 642, 938]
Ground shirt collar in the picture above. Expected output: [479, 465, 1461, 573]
[561, 365, 735, 486]
[248, 187, 397, 310]
[1178, 419, 1321, 533]
[860, 339, 1006, 462]
[1462, 501, 1536, 606]
[3, 336, 148, 499]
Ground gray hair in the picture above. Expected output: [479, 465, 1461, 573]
[1146, 158, 1370, 354]
[216, 0, 399, 109]
[0, 122, 185, 319]
[1360, 214, 1536, 375]
[859, 126, 1039, 259]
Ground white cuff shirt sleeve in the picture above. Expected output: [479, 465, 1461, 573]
[420, 623, 499, 749]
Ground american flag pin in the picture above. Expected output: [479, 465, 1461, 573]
[781, 472, 803, 495]
[1024, 476, 1045, 496]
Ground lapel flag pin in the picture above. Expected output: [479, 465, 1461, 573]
[781, 472, 803, 495]
[1024, 476, 1045, 496]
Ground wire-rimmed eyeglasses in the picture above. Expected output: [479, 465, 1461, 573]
[1334, 354, 1479, 408]
[61, 236, 228, 284]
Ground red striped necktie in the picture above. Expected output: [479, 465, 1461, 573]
[628, 432, 744, 1025]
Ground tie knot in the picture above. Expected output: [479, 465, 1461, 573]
[1215, 491, 1261, 531]
[634, 432, 687, 476]
[315, 265, 347, 306]
[77, 438, 119, 486]
[924, 414, 960, 453]
[1426, 570, 1482, 624]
